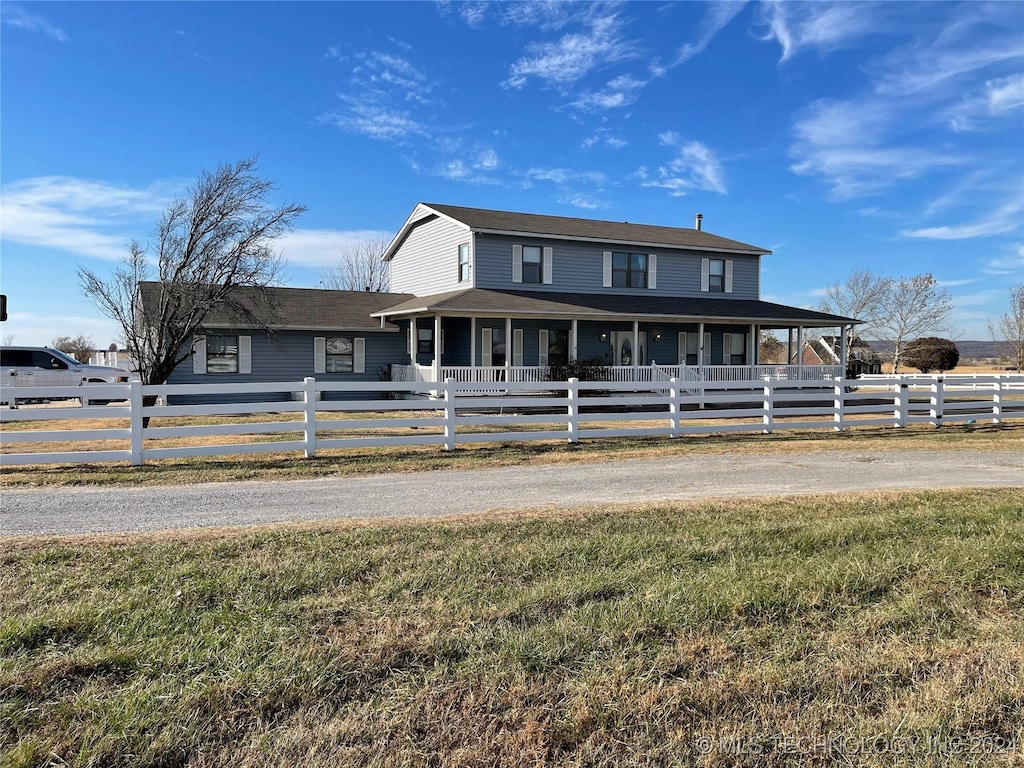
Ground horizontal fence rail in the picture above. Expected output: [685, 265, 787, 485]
[1, 374, 1021, 467]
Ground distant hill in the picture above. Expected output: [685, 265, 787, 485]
[866, 340, 1006, 361]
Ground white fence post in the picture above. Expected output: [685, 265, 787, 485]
[992, 381, 1002, 425]
[443, 377, 457, 451]
[669, 377, 680, 439]
[567, 377, 579, 443]
[833, 381, 843, 432]
[129, 380, 144, 466]
[893, 381, 908, 428]
[303, 377, 317, 458]
[762, 378, 774, 434]
[930, 377, 944, 428]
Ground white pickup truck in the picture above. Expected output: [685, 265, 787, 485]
[0, 346, 138, 406]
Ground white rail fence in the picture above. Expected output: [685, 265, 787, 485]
[1, 375, 1021, 467]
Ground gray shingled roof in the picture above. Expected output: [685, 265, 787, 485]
[138, 282, 414, 331]
[373, 288, 859, 326]
[423, 203, 770, 254]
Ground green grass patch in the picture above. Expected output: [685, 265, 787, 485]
[2, 489, 1022, 766]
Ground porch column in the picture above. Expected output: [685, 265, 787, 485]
[410, 317, 417, 366]
[796, 326, 805, 380]
[505, 316, 512, 381]
[787, 328, 794, 364]
[839, 324, 849, 379]
[632, 320, 639, 372]
[433, 315, 443, 383]
[748, 324, 756, 367]
[697, 322, 705, 368]
[470, 317, 477, 374]
[570, 319, 578, 362]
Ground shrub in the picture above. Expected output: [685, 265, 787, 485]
[901, 337, 960, 373]
[545, 356, 611, 382]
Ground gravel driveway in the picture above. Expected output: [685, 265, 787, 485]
[3, 450, 1021, 537]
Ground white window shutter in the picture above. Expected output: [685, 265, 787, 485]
[513, 328, 523, 366]
[542, 246, 553, 284]
[725, 260, 734, 293]
[678, 332, 686, 365]
[239, 336, 251, 374]
[314, 336, 326, 374]
[603, 251, 612, 287]
[539, 330, 549, 366]
[193, 335, 207, 375]
[512, 244, 523, 283]
[354, 338, 365, 374]
[648, 254, 657, 289]
[481, 328, 492, 366]
[701, 258, 710, 292]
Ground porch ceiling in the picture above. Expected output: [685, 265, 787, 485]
[371, 288, 859, 327]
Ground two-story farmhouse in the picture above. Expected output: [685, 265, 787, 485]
[151, 202, 858, 397]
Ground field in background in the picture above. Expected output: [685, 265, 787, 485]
[3, 489, 1021, 766]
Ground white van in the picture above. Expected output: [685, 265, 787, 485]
[0, 346, 137, 405]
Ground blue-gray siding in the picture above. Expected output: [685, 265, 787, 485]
[166, 328, 408, 403]
[473, 234, 760, 300]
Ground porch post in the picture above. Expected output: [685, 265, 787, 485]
[570, 319, 578, 362]
[410, 316, 417, 366]
[470, 317, 477, 375]
[796, 326, 805, 380]
[433, 314, 442, 383]
[787, 328, 794, 364]
[505, 316, 512, 381]
[697, 322, 705, 368]
[748, 324, 756, 367]
[632, 320, 639, 373]
[839, 324, 848, 380]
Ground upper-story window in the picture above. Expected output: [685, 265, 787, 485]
[458, 243, 471, 283]
[522, 246, 542, 283]
[612, 252, 647, 288]
[512, 244, 553, 284]
[702, 257, 732, 293]
[709, 259, 725, 292]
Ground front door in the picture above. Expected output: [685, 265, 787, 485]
[610, 331, 647, 366]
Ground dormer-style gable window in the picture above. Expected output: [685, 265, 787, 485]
[458, 243, 471, 283]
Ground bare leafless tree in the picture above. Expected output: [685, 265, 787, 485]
[876, 274, 954, 373]
[319, 236, 390, 292]
[818, 268, 891, 343]
[52, 334, 96, 363]
[988, 284, 1024, 372]
[77, 157, 305, 388]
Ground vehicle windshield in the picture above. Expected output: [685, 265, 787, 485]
[49, 349, 82, 365]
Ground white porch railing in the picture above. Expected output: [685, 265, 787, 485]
[391, 363, 843, 387]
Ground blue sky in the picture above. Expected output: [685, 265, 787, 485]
[1, 0, 1022, 347]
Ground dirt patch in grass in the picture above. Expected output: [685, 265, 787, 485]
[2, 489, 1022, 766]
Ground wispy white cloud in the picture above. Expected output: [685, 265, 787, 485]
[947, 73, 1024, 132]
[318, 102, 428, 143]
[983, 245, 1024, 275]
[0, 4, 67, 42]
[789, 98, 965, 198]
[637, 138, 727, 197]
[675, 1, 746, 65]
[581, 126, 627, 150]
[901, 199, 1024, 240]
[557, 193, 607, 210]
[525, 167, 609, 210]
[526, 167, 607, 186]
[569, 74, 646, 111]
[504, 14, 635, 91]
[757, 1, 876, 62]
[0, 177, 175, 261]
[277, 229, 393, 269]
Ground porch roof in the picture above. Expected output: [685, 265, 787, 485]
[371, 288, 859, 327]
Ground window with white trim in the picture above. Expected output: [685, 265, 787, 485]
[612, 252, 647, 288]
[458, 243, 471, 283]
[724, 332, 746, 365]
[326, 337, 353, 373]
[512, 244, 553, 284]
[207, 335, 239, 373]
[701, 257, 732, 293]
[522, 246, 542, 283]
[417, 328, 434, 355]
